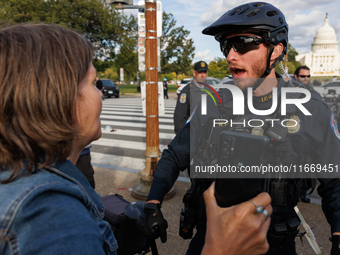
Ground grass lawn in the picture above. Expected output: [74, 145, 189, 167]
[118, 84, 178, 94]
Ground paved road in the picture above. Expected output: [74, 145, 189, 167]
[91, 95, 190, 180]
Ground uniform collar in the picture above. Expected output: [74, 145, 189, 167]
[192, 79, 204, 90]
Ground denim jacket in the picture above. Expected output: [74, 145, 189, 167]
[0, 160, 118, 255]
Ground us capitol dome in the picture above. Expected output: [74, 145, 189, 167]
[296, 14, 340, 77]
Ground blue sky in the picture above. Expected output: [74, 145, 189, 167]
[126, 0, 340, 64]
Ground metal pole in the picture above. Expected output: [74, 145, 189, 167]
[132, 0, 174, 199]
[144, 0, 159, 165]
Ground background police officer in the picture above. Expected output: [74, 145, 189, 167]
[138, 2, 340, 255]
[163, 78, 169, 99]
[173, 61, 208, 134]
[294, 66, 312, 203]
[294, 66, 312, 91]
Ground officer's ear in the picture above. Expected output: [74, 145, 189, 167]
[193, 70, 197, 77]
[271, 43, 283, 60]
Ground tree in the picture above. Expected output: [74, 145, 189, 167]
[104, 68, 118, 80]
[93, 59, 115, 73]
[287, 43, 299, 63]
[0, 0, 122, 60]
[275, 43, 301, 74]
[286, 43, 302, 73]
[160, 73, 175, 82]
[114, 14, 138, 81]
[208, 58, 230, 79]
[160, 12, 195, 77]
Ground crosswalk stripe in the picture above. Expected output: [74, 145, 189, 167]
[100, 114, 174, 123]
[101, 120, 174, 130]
[101, 108, 175, 115]
[101, 129, 175, 139]
[101, 110, 174, 118]
[102, 105, 175, 110]
[92, 137, 169, 151]
[90, 97, 180, 174]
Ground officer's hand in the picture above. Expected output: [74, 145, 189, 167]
[137, 202, 168, 243]
[202, 182, 272, 255]
[331, 234, 340, 255]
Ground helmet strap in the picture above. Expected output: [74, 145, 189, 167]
[253, 44, 275, 91]
[263, 44, 275, 78]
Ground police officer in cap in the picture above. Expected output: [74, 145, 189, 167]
[138, 2, 340, 255]
[173, 61, 208, 134]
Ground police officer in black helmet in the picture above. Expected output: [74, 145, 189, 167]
[138, 2, 340, 255]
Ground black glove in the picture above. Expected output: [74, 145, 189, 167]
[331, 235, 340, 255]
[137, 203, 168, 243]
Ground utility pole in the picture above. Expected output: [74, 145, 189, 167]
[106, 0, 174, 199]
[132, 0, 160, 198]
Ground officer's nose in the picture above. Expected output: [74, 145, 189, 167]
[226, 46, 238, 62]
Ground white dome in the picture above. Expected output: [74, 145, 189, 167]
[312, 14, 338, 51]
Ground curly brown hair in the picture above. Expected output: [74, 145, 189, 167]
[0, 24, 94, 183]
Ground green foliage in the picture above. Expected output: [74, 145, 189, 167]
[93, 59, 115, 73]
[160, 12, 195, 76]
[275, 61, 302, 74]
[0, 2, 195, 82]
[114, 14, 138, 81]
[0, 0, 47, 24]
[274, 44, 301, 74]
[104, 68, 118, 80]
[287, 43, 299, 63]
[208, 57, 230, 79]
[160, 73, 175, 81]
[167, 85, 178, 92]
[140, 72, 146, 81]
[0, 0, 123, 60]
[118, 84, 177, 94]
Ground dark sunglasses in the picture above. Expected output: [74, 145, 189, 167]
[220, 36, 264, 57]
[298, 75, 310, 78]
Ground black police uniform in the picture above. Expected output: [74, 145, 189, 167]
[173, 80, 204, 134]
[147, 74, 340, 255]
[294, 79, 320, 203]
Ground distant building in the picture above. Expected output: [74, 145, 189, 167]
[296, 14, 340, 77]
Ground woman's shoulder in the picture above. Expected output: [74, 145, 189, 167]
[0, 168, 87, 220]
[0, 168, 114, 255]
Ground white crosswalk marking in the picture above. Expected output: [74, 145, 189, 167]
[101, 129, 175, 139]
[91, 97, 177, 173]
[100, 115, 174, 123]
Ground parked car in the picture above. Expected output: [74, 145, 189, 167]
[176, 78, 192, 95]
[176, 77, 221, 95]
[313, 80, 340, 97]
[101, 79, 119, 98]
[221, 75, 234, 84]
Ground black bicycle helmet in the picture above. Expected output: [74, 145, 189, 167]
[202, 2, 288, 77]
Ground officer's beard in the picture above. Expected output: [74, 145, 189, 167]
[229, 57, 267, 94]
